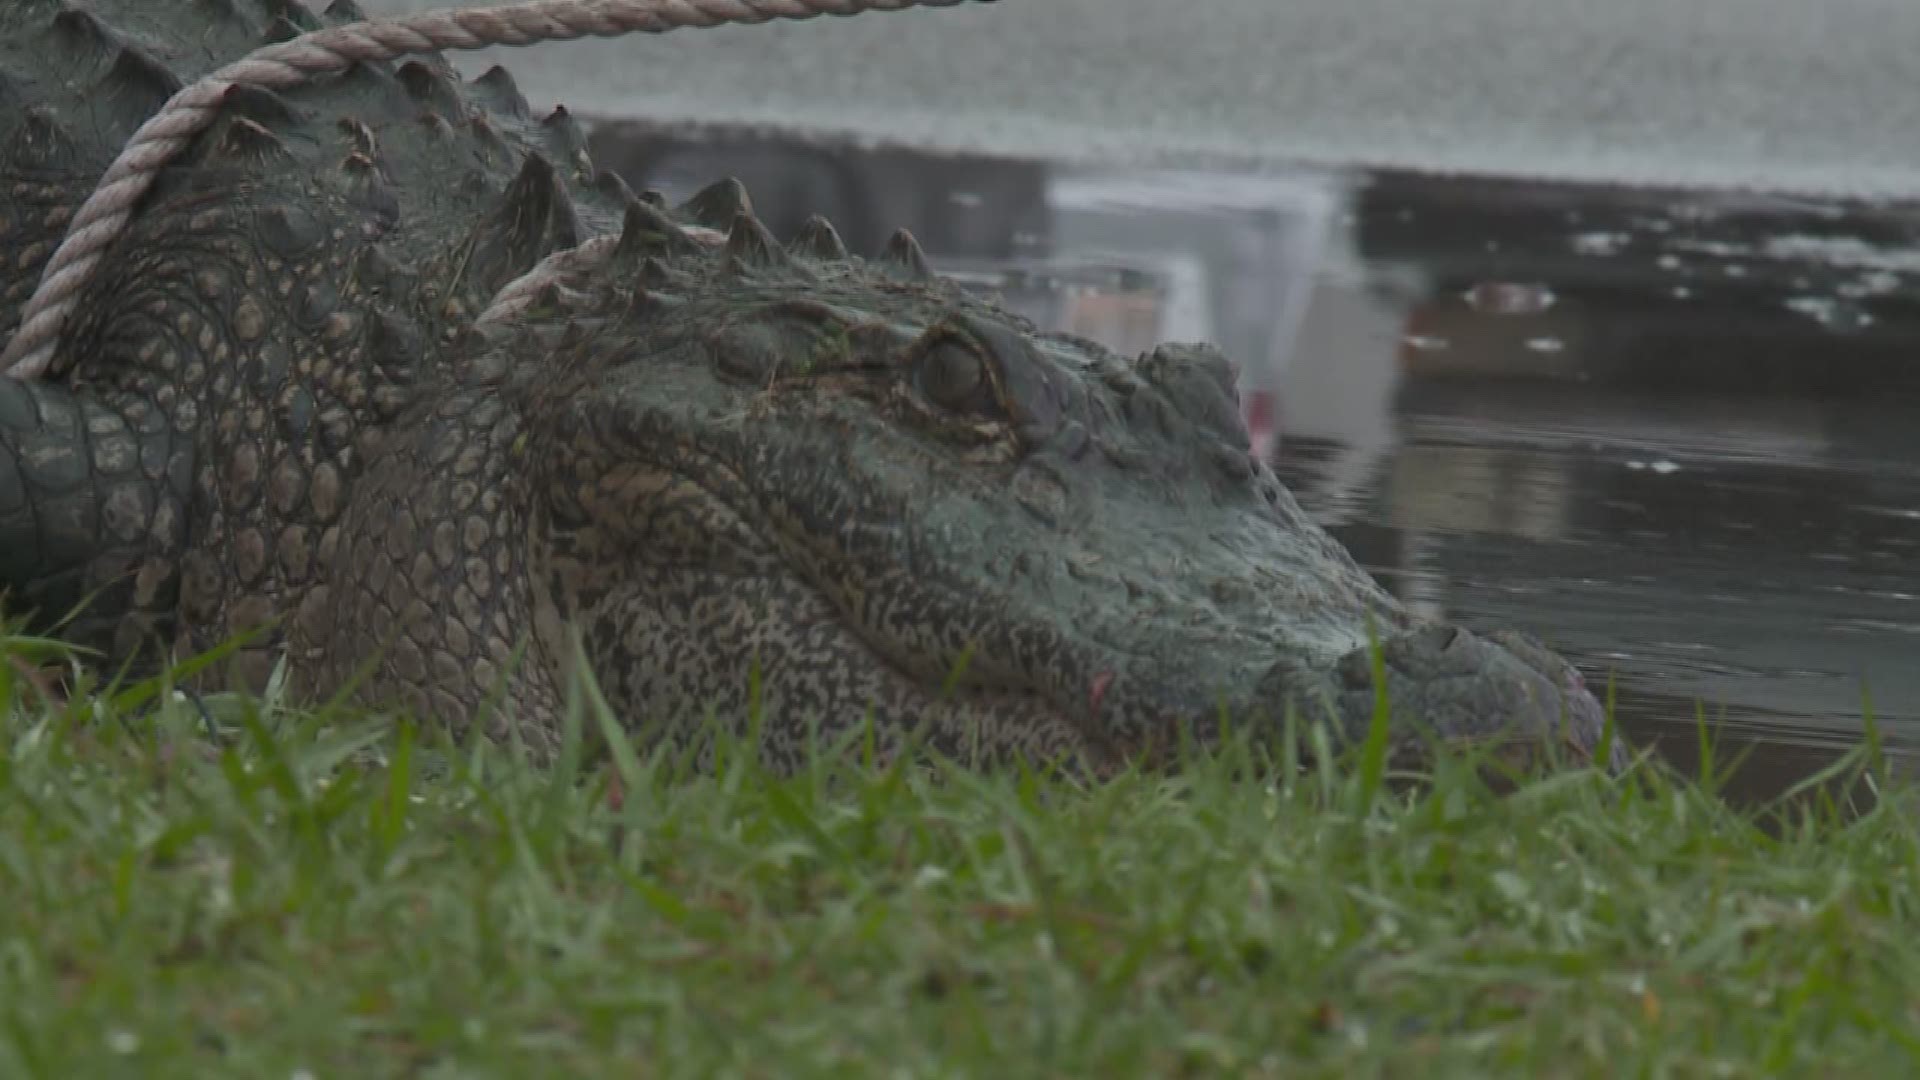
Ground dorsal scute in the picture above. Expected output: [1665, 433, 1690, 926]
[49, 7, 125, 59]
[881, 228, 935, 281]
[722, 210, 790, 272]
[471, 65, 531, 119]
[99, 42, 184, 119]
[540, 107, 589, 158]
[397, 59, 465, 116]
[205, 114, 293, 167]
[789, 214, 851, 262]
[613, 199, 703, 265]
[458, 152, 587, 296]
[679, 177, 753, 231]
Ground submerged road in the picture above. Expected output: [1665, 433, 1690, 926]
[365, 0, 1920, 198]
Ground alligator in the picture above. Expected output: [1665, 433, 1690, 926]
[0, 0, 1628, 774]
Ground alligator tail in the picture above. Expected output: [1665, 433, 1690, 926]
[0, 377, 188, 660]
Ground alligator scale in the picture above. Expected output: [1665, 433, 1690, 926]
[0, 0, 1626, 772]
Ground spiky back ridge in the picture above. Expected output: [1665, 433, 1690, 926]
[570, 180, 946, 310]
[481, 178, 1011, 417]
[0, 0, 627, 352]
[0, 0, 690, 676]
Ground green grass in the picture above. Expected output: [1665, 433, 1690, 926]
[3, 633, 1920, 1077]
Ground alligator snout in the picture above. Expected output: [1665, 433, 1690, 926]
[1263, 624, 1624, 773]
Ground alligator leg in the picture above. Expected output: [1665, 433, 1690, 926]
[0, 376, 190, 666]
[284, 378, 572, 759]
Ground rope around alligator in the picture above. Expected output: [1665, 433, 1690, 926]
[0, 0, 993, 380]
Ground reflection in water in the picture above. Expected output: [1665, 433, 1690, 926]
[587, 123, 1920, 798]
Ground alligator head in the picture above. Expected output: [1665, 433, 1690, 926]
[287, 187, 1626, 777]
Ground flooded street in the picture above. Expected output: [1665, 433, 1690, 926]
[593, 126, 1920, 795]
[1285, 172, 1920, 796]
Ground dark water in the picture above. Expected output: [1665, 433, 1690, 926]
[589, 123, 1920, 798]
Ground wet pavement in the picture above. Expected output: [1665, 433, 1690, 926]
[591, 125, 1920, 798]
[369, 0, 1920, 199]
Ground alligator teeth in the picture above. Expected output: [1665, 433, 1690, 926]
[881, 228, 935, 281]
[789, 214, 850, 261]
[723, 211, 787, 271]
[678, 177, 753, 231]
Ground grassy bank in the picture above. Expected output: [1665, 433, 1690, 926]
[2, 635, 1917, 1077]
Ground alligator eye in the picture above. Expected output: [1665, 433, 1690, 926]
[917, 338, 993, 412]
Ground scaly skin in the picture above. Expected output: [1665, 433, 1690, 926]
[0, 1, 1627, 773]
[288, 206, 1626, 773]
[0, 0, 626, 678]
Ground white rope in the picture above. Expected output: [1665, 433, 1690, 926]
[476, 219, 729, 325]
[477, 236, 622, 327]
[0, 0, 985, 379]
